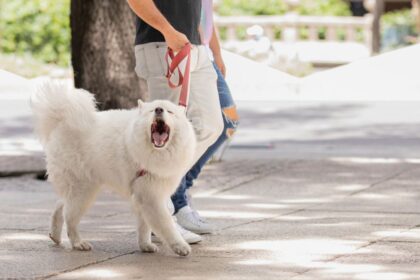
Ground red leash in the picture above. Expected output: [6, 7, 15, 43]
[165, 43, 192, 109]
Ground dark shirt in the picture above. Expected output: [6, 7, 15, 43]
[135, 0, 202, 45]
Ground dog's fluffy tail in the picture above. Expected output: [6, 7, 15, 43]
[30, 80, 97, 144]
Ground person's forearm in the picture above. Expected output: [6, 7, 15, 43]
[127, 0, 189, 51]
[209, 26, 222, 57]
[127, 0, 175, 36]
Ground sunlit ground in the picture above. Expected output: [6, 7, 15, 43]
[0, 156, 419, 279]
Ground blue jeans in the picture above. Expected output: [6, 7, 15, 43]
[171, 62, 239, 213]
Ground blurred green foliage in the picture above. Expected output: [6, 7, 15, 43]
[218, 0, 352, 41]
[298, 0, 351, 16]
[218, 0, 351, 16]
[218, 0, 288, 16]
[0, 0, 70, 66]
[382, 8, 415, 28]
[381, 9, 417, 50]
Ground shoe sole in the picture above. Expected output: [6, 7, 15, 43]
[182, 228, 214, 235]
[151, 236, 202, 245]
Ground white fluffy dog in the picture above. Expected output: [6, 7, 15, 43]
[30, 82, 196, 256]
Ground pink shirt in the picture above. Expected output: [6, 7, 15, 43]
[200, 0, 214, 46]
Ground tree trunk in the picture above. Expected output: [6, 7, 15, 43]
[414, 0, 420, 37]
[71, 0, 147, 110]
[371, 0, 384, 54]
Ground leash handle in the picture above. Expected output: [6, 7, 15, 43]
[165, 43, 192, 109]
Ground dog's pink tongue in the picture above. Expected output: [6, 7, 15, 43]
[152, 132, 169, 147]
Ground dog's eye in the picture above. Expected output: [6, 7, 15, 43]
[167, 110, 174, 114]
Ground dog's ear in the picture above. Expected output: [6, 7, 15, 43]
[137, 99, 144, 109]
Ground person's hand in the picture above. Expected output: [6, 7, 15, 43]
[214, 53, 226, 78]
[163, 29, 190, 52]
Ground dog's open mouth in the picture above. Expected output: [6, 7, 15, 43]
[151, 119, 170, 148]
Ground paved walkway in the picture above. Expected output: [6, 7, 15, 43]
[1, 156, 420, 279]
[1, 46, 420, 279]
[1, 99, 420, 279]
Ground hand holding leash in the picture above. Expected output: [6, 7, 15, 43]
[165, 43, 192, 109]
[163, 29, 189, 52]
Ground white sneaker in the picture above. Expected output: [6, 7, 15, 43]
[175, 205, 214, 234]
[151, 222, 202, 244]
[175, 222, 202, 244]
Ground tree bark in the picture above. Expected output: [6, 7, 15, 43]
[371, 0, 384, 54]
[71, 0, 147, 110]
[414, 0, 420, 36]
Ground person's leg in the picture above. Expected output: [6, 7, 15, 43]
[171, 177, 188, 214]
[185, 47, 224, 164]
[171, 61, 239, 212]
[185, 61, 239, 190]
[172, 62, 239, 233]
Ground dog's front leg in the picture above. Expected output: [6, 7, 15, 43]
[132, 204, 158, 253]
[132, 191, 191, 256]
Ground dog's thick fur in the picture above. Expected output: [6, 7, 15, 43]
[30, 81, 196, 256]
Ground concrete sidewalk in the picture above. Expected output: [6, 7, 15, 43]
[1, 156, 420, 279]
[1, 100, 420, 279]
[1, 59, 420, 279]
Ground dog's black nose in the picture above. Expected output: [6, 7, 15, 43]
[155, 107, 164, 115]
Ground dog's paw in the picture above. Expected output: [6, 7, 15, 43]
[72, 241, 93, 251]
[140, 243, 158, 253]
[49, 233, 61, 245]
[170, 242, 191, 256]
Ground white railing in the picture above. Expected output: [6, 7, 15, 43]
[215, 14, 374, 54]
